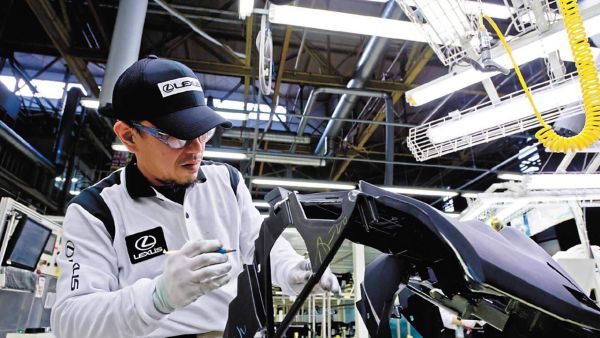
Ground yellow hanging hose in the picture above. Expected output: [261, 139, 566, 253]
[480, 0, 600, 152]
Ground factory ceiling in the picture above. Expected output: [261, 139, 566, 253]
[0, 0, 584, 213]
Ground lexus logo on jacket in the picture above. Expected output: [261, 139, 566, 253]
[135, 235, 157, 251]
[125, 227, 168, 264]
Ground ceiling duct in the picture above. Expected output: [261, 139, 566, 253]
[313, 0, 402, 156]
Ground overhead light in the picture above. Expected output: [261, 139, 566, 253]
[380, 186, 459, 197]
[80, 98, 100, 109]
[405, 4, 600, 106]
[475, 190, 600, 203]
[203, 150, 249, 160]
[111, 144, 325, 166]
[111, 143, 129, 152]
[252, 177, 356, 190]
[255, 153, 325, 167]
[462, 1, 512, 20]
[365, 0, 512, 20]
[461, 192, 479, 199]
[213, 99, 287, 122]
[239, 0, 254, 19]
[497, 172, 524, 181]
[426, 74, 581, 143]
[222, 129, 311, 144]
[253, 200, 271, 208]
[69, 190, 81, 195]
[524, 173, 600, 190]
[268, 4, 428, 42]
[216, 111, 250, 121]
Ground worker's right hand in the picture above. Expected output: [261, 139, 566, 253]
[153, 240, 232, 313]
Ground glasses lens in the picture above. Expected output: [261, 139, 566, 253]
[166, 136, 188, 149]
[198, 128, 215, 143]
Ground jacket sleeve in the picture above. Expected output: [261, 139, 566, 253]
[235, 172, 305, 295]
[50, 203, 166, 338]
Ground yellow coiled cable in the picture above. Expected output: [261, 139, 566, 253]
[480, 0, 600, 152]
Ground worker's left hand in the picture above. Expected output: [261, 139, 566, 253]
[288, 259, 340, 295]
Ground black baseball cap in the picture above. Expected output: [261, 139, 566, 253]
[101, 55, 232, 140]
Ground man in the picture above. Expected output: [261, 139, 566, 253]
[51, 56, 339, 338]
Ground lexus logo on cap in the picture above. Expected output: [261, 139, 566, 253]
[158, 76, 203, 98]
[134, 235, 157, 251]
[125, 227, 168, 264]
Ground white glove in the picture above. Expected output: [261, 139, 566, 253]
[153, 240, 232, 313]
[288, 259, 340, 295]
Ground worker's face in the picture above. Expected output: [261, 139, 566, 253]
[116, 120, 206, 186]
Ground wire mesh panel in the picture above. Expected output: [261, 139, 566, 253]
[407, 73, 583, 161]
[506, 0, 561, 34]
[397, 0, 479, 66]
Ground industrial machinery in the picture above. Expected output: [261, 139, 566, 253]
[0, 198, 62, 338]
[224, 182, 600, 338]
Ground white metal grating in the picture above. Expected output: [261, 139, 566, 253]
[396, 0, 479, 66]
[407, 73, 583, 162]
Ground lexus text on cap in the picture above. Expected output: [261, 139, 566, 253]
[108, 55, 232, 140]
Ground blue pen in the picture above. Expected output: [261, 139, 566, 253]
[164, 246, 236, 255]
[216, 247, 237, 254]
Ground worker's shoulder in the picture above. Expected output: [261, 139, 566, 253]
[200, 160, 241, 179]
[200, 160, 240, 194]
[201, 160, 239, 172]
[70, 169, 123, 207]
[67, 169, 123, 241]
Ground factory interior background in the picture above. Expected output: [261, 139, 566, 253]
[1, 0, 600, 337]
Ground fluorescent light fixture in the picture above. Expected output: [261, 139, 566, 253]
[497, 172, 524, 181]
[0, 75, 17, 91]
[110, 142, 325, 166]
[461, 192, 479, 199]
[380, 186, 458, 197]
[427, 75, 581, 143]
[216, 111, 250, 121]
[14, 78, 65, 99]
[406, 4, 600, 106]
[366, 0, 511, 19]
[413, 0, 472, 48]
[463, 1, 511, 20]
[0, 75, 90, 99]
[268, 4, 428, 42]
[253, 201, 271, 208]
[203, 150, 249, 160]
[255, 153, 325, 167]
[69, 190, 81, 195]
[252, 178, 356, 190]
[213, 99, 287, 122]
[111, 143, 129, 152]
[80, 98, 100, 109]
[222, 129, 311, 144]
[239, 0, 254, 19]
[524, 173, 600, 190]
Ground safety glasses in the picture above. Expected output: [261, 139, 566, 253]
[131, 122, 215, 149]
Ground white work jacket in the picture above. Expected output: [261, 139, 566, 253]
[50, 161, 304, 338]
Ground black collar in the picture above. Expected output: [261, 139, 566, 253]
[125, 158, 207, 199]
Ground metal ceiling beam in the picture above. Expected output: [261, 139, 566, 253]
[331, 48, 435, 181]
[314, 0, 402, 156]
[153, 0, 245, 65]
[171, 58, 409, 92]
[25, 0, 100, 97]
[86, 0, 110, 49]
